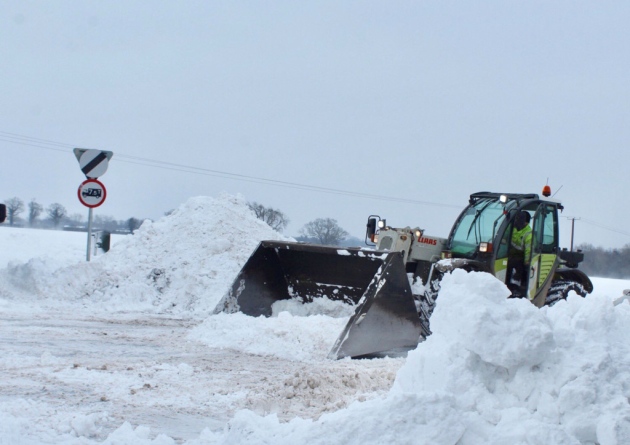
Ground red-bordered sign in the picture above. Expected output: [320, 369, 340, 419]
[78, 179, 107, 208]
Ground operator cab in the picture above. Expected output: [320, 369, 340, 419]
[445, 192, 563, 304]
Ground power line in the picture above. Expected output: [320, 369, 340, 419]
[0, 131, 462, 209]
[0, 131, 72, 148]
[5, 130, 630, 239]
[580, 218, 630, 238]
[562, 215, 630, 239]
[0, 136, 70, 153]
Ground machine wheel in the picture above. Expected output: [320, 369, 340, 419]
[545, 280, 587, 306]
[416, 269, 443, 338]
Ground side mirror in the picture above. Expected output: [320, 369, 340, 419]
[365, 215, 380, 245]
[0, 204, 6, 223]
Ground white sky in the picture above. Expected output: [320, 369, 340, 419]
[2, 1, 629, 248]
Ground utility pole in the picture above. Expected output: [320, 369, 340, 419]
[564, 216, 581, 251]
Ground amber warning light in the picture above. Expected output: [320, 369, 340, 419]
[542, 185, 552, 197]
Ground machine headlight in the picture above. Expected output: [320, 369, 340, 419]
[479, 242, 493, 253]
[377, 219, 386, 229]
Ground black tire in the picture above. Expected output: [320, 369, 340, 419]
[415, 269, 443, 339]
[545, 280, 587, 306]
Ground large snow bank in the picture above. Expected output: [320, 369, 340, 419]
[0, 194, 291, 315]
[202, 270, 630, 445]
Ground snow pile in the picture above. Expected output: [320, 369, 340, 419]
[202, 270, 630, 445]
[190, 311, 349, 362]
[0, 194, 291, 315]
[271, 297, 357, 318]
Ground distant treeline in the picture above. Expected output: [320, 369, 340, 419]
[576, 243, 630, 279]
[2, 196, 145, 233]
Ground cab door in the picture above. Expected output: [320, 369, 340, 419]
[527, 204, 559, 304]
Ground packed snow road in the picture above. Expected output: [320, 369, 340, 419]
[0, 308, 402, 443]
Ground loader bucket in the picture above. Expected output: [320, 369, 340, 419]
[214, 240, 424, 359]
[328, 253, 423, 359]
[214, 241, 398, 317]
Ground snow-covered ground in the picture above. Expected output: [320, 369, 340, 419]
[0, 226, 122, 269]
[1, 193, 629, 444]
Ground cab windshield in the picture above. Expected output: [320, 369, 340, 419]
[450, 198, 507, 257]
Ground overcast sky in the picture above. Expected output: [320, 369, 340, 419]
[2, 1, 629, 248]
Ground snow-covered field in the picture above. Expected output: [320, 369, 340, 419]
[1, 194, 629, 444]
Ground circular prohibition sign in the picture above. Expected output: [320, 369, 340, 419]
[78, 178, 107, 208]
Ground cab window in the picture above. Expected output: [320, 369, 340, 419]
[541, 206, 558, 254]
[532, 205, 557, 255]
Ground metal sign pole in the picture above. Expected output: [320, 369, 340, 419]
[74, 149, 112, 262]
[86, 207, 94, 262]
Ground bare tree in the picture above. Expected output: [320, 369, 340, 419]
[47, 203, 67, 227]
[300, 218, 349, 245]
[94, 214, 119, 231]
[66, 213, 85, 227]
[248, 201, 289, 232]
[5, 197, 24, 226]
[28, 199, 43, 227]
[127, 217, 143, 233]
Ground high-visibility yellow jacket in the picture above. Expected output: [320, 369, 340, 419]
[511, 225, 532, 264]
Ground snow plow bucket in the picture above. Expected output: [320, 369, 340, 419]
[214, 241, 423, 359]
[328, 252, 423, 360]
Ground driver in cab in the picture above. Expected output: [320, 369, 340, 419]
[508, 210, 532, 296]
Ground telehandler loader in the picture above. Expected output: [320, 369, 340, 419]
[214, 188, 593, 359]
